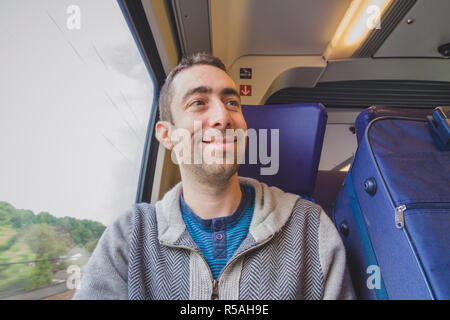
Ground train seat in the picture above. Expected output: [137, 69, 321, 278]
[311, 170, 347, 218]
[238, 103, 327, 198]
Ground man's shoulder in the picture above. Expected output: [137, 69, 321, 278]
[133, 202, 156, 215]
[285, 197, 323, 230]
[292, 197, 324, 215]
[127, 202, 157, 223]
[108, 203, 156, 234]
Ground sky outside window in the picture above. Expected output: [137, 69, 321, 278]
[0, 0, 155, 227]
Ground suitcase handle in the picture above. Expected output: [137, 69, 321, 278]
[427, 106, 450, 151]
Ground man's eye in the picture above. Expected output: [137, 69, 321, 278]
[226, 100, 240, 107]
[190, 100, 205, 107]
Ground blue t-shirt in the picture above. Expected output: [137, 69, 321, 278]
[180, 185, 255, 279]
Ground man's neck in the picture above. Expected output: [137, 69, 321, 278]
[181, 173, 242, 220]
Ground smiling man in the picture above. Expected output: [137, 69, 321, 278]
[73, 53, 355, 300]
[156, 55, 248, 222]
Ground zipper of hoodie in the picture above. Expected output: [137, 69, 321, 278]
[394, 202, 450, 229]
[160, 234, 275, 300]
[210, 234, 276, 299]
[159, 241, 217, 298]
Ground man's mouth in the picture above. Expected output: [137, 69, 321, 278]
[201, 136, 238, 152]
[201, 136, 237, 144]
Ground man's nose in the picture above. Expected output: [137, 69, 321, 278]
[208, 100, 232, 130]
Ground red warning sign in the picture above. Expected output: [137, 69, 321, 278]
[240, 85, 252, 96]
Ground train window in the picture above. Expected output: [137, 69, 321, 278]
[0, 0, 155, 299]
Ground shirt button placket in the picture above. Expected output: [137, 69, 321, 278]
[212, 219, 227, 259]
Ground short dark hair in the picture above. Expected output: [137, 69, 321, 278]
[158, 52, 227, 123]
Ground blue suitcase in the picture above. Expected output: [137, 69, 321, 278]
[333, 115, 450, 300]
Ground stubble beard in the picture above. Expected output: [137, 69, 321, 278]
[186, 142, 240, 187]
[189, 161, 239, 186]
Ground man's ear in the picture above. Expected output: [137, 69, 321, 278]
[155, 121, 174, 150]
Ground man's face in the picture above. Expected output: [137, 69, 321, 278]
[164, 64, 247, 182]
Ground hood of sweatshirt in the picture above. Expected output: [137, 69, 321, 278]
[154, 176, 300, 245]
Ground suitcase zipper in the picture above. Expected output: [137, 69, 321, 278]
[393, 201, 450, 299]
[395, 205, 407, 229]
[395, 202, 450, 229]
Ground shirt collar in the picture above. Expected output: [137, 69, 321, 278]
[179, 185, 252, 231]
[155, 176, 300, 245]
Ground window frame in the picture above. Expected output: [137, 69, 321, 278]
[117, 0, 167, 203]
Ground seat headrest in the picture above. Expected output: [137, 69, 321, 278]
[238, 103, 327, 196]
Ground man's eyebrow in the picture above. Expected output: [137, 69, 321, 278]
[221, 87, 240, 98]
[182, 86, 212, 102]
[181, 86, 241, 102]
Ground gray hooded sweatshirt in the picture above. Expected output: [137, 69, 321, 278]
[73, 177, 355, 300]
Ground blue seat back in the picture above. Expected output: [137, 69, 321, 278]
[238, 103, 327, 196]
